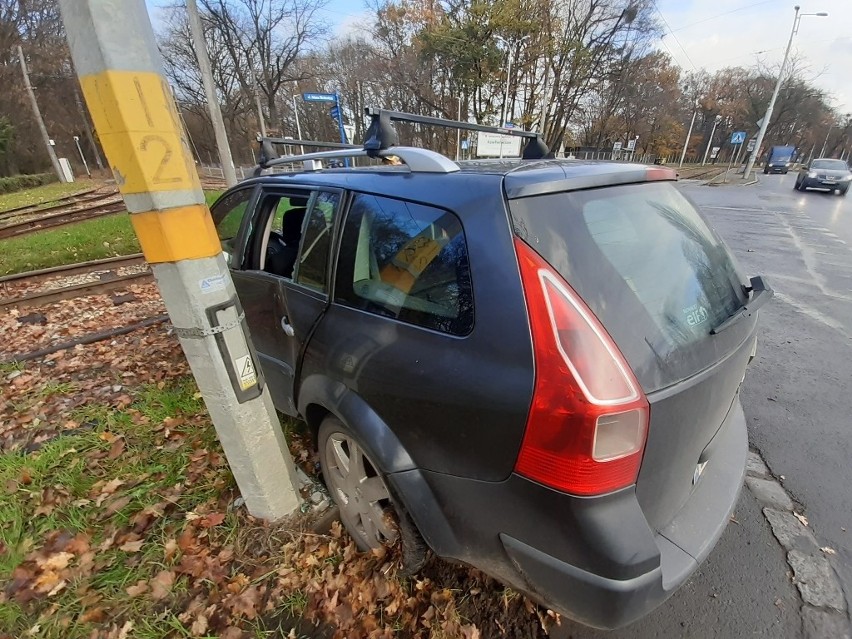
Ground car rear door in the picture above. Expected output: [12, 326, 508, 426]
[509, 180, 766, 531]
[226, 185, 342, 415]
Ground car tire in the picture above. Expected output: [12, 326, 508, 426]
[317, 416, 429, 572]
[318, 416, 400, 551]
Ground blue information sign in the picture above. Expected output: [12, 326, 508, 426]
[730, 131, 746, 144]
[302, 92, 336, 102]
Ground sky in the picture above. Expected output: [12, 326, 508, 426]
[147, 0, 852, 113]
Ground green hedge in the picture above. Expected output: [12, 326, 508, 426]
[0, 172, 57, 195]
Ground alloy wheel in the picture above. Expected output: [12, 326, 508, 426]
[323, 430, 398, 549]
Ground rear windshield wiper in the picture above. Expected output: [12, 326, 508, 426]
[711, 276, 774, 334]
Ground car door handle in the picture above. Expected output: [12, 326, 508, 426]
[280, 316, 295, 337]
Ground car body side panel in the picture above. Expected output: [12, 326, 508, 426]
[298, 374, 417, 473]
[231, 271, 296, 413]
[298, 174, 535, 481]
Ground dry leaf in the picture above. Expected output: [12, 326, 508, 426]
[150, 570, 175, 600]
[794, 513, 809, 527]
[79, 607, 106, 623]
[119, 539, 144, 553]
[821, 546, 837, 555]
[108, 437, 126, 459]
[125, 580, 148, 597]
[200, 512, 226, 528]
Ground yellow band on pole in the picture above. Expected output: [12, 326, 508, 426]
[130, 204, 221, 263]
[80, 70, 201, 195]
[79, 69, 218, 262]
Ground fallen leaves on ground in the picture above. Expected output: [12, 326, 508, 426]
[0, 280, 560, 638]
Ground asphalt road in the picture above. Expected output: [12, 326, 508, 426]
[687, 172, 852, 612]
[553, 171, 852, 638]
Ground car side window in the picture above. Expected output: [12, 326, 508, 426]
[249, 189, 339, 289]
[211, 188, 254, 264]
[335, 193, 474, 336]
[295, 191, 340, 293]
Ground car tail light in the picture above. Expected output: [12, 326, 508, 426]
[514, 238, 649, 496]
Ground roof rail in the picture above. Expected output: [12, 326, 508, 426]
[252, 106, 549, 176]
[255, 132, 459, 175]
[363, 107, 552, 160]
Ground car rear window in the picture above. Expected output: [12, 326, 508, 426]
[510, 181, 749, 392]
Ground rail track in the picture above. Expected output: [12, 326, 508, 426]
[0, 253, 151, 311]
[0, 187, 117, 222]
[0, 197, 127, 240]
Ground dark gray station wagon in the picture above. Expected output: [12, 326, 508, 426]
[211, 111, 771, 629]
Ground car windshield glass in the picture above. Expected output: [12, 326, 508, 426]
[510, 181, 749, 392]
[811, 160, 848, 170]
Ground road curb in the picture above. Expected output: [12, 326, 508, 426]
[745, 450, 851, 638]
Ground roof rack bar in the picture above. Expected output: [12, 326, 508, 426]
[367, 107, 539, 139]
[364, 107, 552, 159]
[259, 137, 359, 150]
[263, 148, 369, 169]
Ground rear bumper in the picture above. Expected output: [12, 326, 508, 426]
[390, 398, 747, 629]
[765, 165, 788, 173]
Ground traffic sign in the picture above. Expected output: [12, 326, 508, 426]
[710, 146, 721, 159]
[329, 105, 341, 121]
[476, 132, 521, 157]
[746, 139, 757, 152]
[461, 139, 469, 150]
[626, 138, 636, 151]
[613, 141, 623, 151]
[302, 92, 336, 102]
[730, 131, 746, 144]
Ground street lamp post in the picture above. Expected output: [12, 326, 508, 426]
[73, 135, 90, 177]
[679, 101, 699, 168]
[702, 115, 721, 165]
[743, 5, 827, 180]
[497, 35, 529, 127]
[820, 123, 834, 158]
[291, 94, 303, 154]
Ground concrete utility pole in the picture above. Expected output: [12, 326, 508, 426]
[17, 45, 65, 183]
[743, 6, 828, 180]
[255, 86, 267, 137]
[58, 0, 301, 521]
[679, 105, 698, 168]
[72, 81, 105, 171]
[702, 115, 721, 165]
[186, 0, 237, 187]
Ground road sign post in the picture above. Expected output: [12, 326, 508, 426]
[302, 91, 348, 166]
[58, 0, 301, 521]
[723, 132, 747, 184]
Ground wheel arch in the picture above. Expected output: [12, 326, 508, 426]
[298, 374, 416, 474]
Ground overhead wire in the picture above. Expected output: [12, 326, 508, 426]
[651, 0, 698, 71]
[669, 0, 775, 33]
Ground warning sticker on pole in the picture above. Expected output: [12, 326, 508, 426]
[235, 355, 258, 390]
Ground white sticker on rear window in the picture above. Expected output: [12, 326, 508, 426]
[683, 304, 709, 327]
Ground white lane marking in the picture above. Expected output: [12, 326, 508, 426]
[774, 292, 849, 337]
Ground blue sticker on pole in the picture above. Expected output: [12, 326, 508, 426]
[329, 105, 340, 121]
[302, 92, 336, 102]
[730, 131, 746, 144]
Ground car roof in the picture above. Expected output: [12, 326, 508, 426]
[236, 159, 676, 203]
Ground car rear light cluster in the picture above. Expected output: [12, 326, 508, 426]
[514, 238, 649, 496]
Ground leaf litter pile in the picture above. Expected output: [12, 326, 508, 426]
[0, 284, 561, 637]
